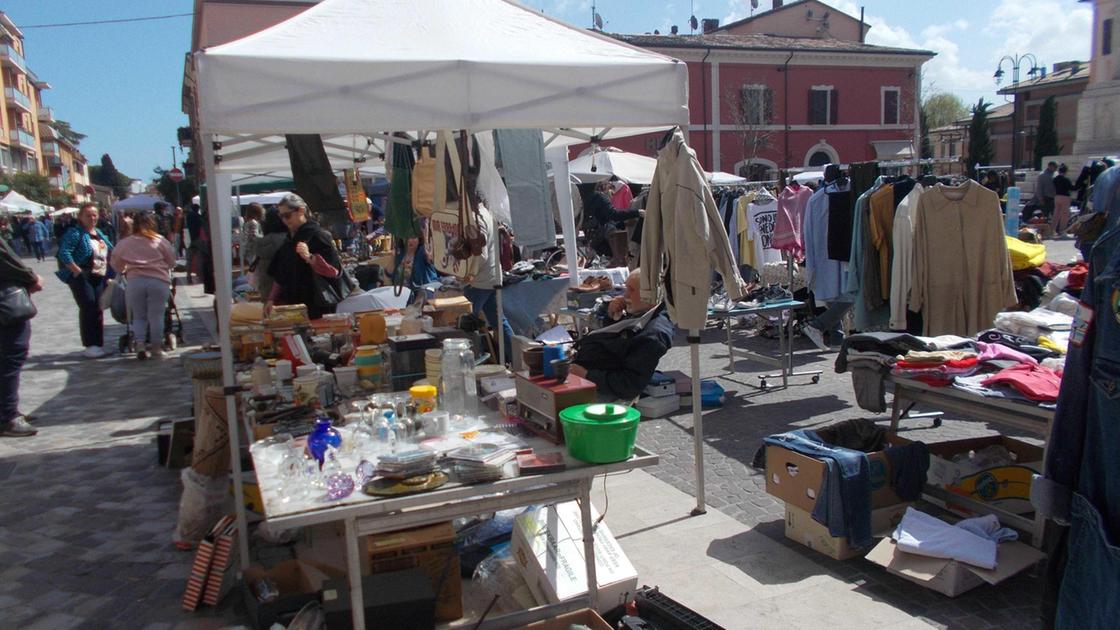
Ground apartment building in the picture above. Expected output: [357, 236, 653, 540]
[0, 12, 90, 202]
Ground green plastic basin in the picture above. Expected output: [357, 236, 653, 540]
[559, 403, 640, 464]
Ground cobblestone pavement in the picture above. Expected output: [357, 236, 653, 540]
[0, 257, 246, 629]
[0, 238, 1076, 628]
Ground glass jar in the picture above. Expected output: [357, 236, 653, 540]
[440, 339, 477, 417]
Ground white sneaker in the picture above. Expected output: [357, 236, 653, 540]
[802, 324, 829, 351]
[83, 346, 107, 359]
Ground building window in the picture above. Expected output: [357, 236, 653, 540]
[809, 86, 836, 125]
[882, 87, 900, 125]
[948, 142, 956, 158]
[740, 84, 773, 125]
[808, 151, 832, 166]
[1104, 18, 1113, 56]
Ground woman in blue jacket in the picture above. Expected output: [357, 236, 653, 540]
[56, 204, 113, 359]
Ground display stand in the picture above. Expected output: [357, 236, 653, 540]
[709, 298, 822, 390]
[253, 442, 658, 629]
[887, 375, 1053, 548]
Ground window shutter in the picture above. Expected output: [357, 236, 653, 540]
[764, 88, 774, 125]
[808, 89, 815, 124]
[830, 89, 839, 125]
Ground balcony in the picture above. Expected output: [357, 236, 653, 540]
[9, 128, 35, 150]
[37, 106, 53, 122]
[40, 141, 58, 156]
[0, 45, 25, 72]
[46, 155, 62, 171]
[4, 87, 30, 112]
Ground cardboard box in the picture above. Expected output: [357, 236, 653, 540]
[512, 501, 638, 613]
[321, 569, 436, 630]
[783, 502, 910, 560]
[522, 609, 612, 630]
[240, 560, 332, 630]
[865, 538, 1045, 597]
[904, 435, 1043, 516]
[424, 296, 472, 327]
[765, 444, 901, 513]
[366, 522, 462, 622]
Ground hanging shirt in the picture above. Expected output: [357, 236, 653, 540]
[868, 184, 896, 302]
[744, 194, 781, 269]
[803, 187, 845, 302]
[845, 178, 890, 331]
[774, 184, 810, 260]
[826, 181, 854, 262]
[889, 184, 923, 330]
[611, 183, 634, 210]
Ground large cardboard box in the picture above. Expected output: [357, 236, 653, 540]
[900, 435, 1043, 516]
[512, 501, 638, 613]
[865, 538, 1045, 597]
[240, 560, 332, 630]
[784, 502, 910, 560]
[765, 444, 901, 513]
[365, 522, 462, 622]
[522, 609, 612, 630]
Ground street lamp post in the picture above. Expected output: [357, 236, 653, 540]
[994, 53, 1041, 173]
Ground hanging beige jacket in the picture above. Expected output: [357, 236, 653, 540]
[639, 129, 746, 330]
[910, 181, 1017, 336]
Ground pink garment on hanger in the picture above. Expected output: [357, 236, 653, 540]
[773, 184, 811, 260]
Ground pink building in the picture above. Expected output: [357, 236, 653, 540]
[608, 0, 934, 179]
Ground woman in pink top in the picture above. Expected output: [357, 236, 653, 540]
[110, 213, 176, 359]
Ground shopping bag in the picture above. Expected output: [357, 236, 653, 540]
[411, 142, 437, 218]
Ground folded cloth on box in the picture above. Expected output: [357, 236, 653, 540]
[980, 363, 1063, 402]
[925, 335, 978, 350]
[893, 507, 998, 570]
[763, 429, 872, 548]
[956, 514, 1020, 543]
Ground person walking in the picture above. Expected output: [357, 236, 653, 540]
[1052, 163, 1074, 237]
[111, 213, 176, 359]
[185, 203, 203, 284]
[241, 202, 264, 269]
[27, 215, 48, 262]
[0, 232, 42, 437]
[253, 208, 287, 298]
[56, 203, 113, 359]
[18, 216, 32, 256]
[264, 194, 346, 320]
[1036, 161, 1057, 221]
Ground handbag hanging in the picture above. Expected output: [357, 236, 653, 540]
[0, 283, 37, 327]
[411, 142, 437, 218]
[426, 130, 481, 280]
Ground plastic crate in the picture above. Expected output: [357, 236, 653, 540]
[633, 586, 726, 630]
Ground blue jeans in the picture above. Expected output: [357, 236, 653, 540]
[811, 300, 852, 345]
[68, 273, 106, 348]
[463, 286, 514, 362]
[1056, 494, 1120, 629]
[30, 241, 44, 260]
[763, 429, 872, 548]
[0, 319, 30, 426]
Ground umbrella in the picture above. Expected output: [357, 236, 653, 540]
[568, 147, 658, 185]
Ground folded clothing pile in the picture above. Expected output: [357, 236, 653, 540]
[893, 507, 1018, 570]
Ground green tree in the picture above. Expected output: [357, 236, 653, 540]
[152, 166, 198, 208]
[49, 120, 86, 146]
[1033, 95, 1062, 168]
[89, 153, 131, 198]
[921, 92, 967, 160]
[966, 98, 995, 178]
[0, 172, 52, 204]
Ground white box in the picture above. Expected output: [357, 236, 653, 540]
[635, 394, 680, 418]
[511, 501, 638, 613]
[865, 538, 1045, 597]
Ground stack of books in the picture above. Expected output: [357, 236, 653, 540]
[446, 443, 516, 484]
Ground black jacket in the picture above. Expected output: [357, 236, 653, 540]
[267, 220, 343, 319]
[0, 237, 36, 288]
[573, 305, 674, 399]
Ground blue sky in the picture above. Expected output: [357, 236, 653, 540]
[5, 0, 1092, 180]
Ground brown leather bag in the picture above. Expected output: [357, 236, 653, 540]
[410, 142, 437, 217]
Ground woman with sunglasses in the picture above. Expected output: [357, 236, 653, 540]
[264, 194, 346, 319]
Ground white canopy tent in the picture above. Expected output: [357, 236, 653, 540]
[194, 3, 723, 614]
[0, 191, 51, 217]
[708, 171, 749, 186]
[55, 206, 80, 216]
[111, 194, 166, 213]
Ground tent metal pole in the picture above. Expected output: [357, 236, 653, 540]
[495, 285, 506, 365]
[236, 185, 244, 278]
[545, 145, 580, 289]
[201, 136, 251, 568]
[689, 330, 706, 515]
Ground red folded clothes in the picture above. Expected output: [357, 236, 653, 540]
[980, 363, 1063, 402]
[1067, 262, 1089, 292]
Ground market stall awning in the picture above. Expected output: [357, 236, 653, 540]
[0, 191, 50, 216]
[569, 147, 658, 185]
[195, 0, 688, 136]
[112, 194, 166, 213]
[872, 140, 914, 161]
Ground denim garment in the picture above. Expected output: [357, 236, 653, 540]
[0, 319, 31, 425]
[764, 430, 872, 547]
[1056, 494, 1120, 630]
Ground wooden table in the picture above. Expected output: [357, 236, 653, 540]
[887, 375, 1054, 547]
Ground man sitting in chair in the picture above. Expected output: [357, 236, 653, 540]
[570, 269, 674, 400]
